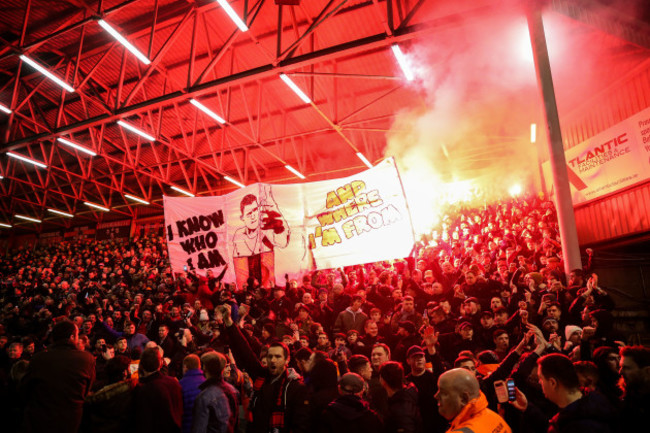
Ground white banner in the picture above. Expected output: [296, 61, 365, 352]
[543, 106, 650, 205]
[164, 158, 415, 288]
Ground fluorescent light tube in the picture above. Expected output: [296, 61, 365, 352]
[356, 152, 373, 168]
[224, 176, 245, 188]
[125, 194, 150, 205]
[98, 19, 151, 65]
[279, 73, 311, 104]
[15, 214, 42, 223]
[57, 137, 97, 156]
[20, 54, 75, 92]
[0, 102, 11, 114]
[190, 99, 226, 124]
[84, 201, 110, 212]
[215, 0, 249, 32]
[0, 222, 11, 228]
[391, 44, 414, 82]
[285, 165, 305, 179]
[7, 151, 47, 168]
[117, 120, 156, 141]
[47, 208, 74, 218]
[170, 186, 195, 197]
[530, 123, 537, 143]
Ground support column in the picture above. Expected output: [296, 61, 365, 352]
[526, 3, 582, 278]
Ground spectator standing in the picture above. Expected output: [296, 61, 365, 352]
[512, 353, 616, 433]
[368, 343, 390, 418]
[318, 373, 383, 433]
[333, 295, 368, 335]
[191, 351, 239, 433]
[81, 355, 136, 433]
[132, 347, 183, 433]
[22, 320, 96, 433]
[221, 304, 309, 433]
[435, 368, 511, 433]
[389, 296, 423, 332]
[619, 345, 650, 433]
[180, 354, 206, 433]
[405, 345, 447, 433]
[380, 361, 422, 433]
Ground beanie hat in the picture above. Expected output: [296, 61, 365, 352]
[564, 325, 582, 341]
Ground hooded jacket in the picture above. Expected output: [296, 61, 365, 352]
[333, 307, 368, 334]
[448, 392, 511, 433]
[318, 394, 383, 433]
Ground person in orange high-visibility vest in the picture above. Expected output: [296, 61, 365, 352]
[435, 368, 512, 433]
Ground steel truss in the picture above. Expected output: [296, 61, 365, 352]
[2, 0, 642, 233]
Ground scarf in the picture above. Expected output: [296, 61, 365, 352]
[251, 370, 289, 432]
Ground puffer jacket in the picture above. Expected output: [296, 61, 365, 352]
[179, 368, 206, 433]
[448, 392, 511, 433]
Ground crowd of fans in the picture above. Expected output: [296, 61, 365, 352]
[0, 192, 648, 433]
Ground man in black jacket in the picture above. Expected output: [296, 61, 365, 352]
[619, 345, 650, 433]
[380, 361, 422, 433]
[405, 346, 447, 433]
[22, 320, 96, 433]
[132, 347, 183, 433]
[514, 353, 616, 433]
[220, 304, 309, 433]
[319, 373, 383, 433]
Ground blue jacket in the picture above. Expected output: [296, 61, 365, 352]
[191, 377, 239, 433]
[180, 369, 206, 433]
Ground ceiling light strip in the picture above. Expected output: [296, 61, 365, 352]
[285, 165, 306, 179]
[117, 120, 156, 141]
[125, 194, 150, 205]
[170, 186, 195, 197]
[224, 176, 245, 188]
[15, 214, 42, 223]
[190, 99, 226, 124]
[47, 208, 74, 218]
[215, 0, 249, 32]
[0, 102, 11, 114]
[98, 19, 151, 65]
[7, 151, 48, 168]
[356, 152, 373, 168]
[0, 222, 11, 228]
[530, 123, 537, 143]
[279, 73, 311, 104]
[57, 137, 97, 156]
[391, 44, 414, 82]
[84, 201, 110, 212]
[20, 55, 75, 92]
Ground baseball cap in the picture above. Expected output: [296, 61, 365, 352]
[339, 372, 365, 394]
[406, 345, 425, 358]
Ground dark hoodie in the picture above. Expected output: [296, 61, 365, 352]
[319, 394, 383, 433]
[548, 390, 617, 433]
[384, 383, 422, 433]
